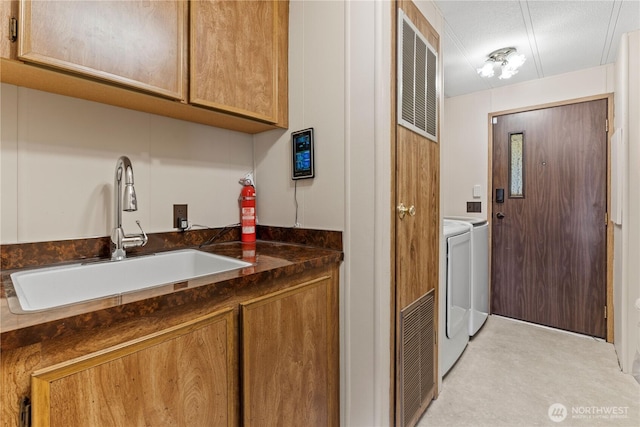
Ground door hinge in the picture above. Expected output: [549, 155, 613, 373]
[19, 397, 31, 427]
[605, 119, 609, 133]
[605, 212, 609, 225]
[9, 17, 18, 42]
[604, 305, 608, 319]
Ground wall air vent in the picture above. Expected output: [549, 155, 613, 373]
[400, 289, 435, 427]
[398, 10, 438, 141]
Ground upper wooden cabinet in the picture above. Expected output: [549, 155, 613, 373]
[190, 0, 288, 126]
[3, 0, 289, 133]
[18, 0, 187, 100]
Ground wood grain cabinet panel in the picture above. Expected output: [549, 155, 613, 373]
[190, 0, 288, 126]
[30, 309, 236, 427]
[4, 0, 289, 132]
[18, 0, 186, 100]
[0, 0, 18, 59]
[241, 274, 339, 426]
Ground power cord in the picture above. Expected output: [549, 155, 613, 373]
[188, 223, 212, 230]
[197, 223, 240, 248]
[294, 180, 301, 228]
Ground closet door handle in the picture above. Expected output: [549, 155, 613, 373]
[397, 203, 416, 219]
[496, 212, 505, 219]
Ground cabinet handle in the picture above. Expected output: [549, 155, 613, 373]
[10, 18, 17, 42]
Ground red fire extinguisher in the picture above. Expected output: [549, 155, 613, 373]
[239, 177, 256, 243]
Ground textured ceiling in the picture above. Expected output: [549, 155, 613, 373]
[434, 0, 640, 98]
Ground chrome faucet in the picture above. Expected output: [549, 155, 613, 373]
[111, 156, 147, 260]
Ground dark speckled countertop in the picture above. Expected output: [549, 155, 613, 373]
[0, 226, 343, 351]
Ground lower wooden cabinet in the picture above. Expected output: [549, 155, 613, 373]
[4, 266, 340, 426]
[241, 275, 339, 427]
[30, 309, 236, 427]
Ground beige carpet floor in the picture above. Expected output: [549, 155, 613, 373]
[418, 315, 640, 426]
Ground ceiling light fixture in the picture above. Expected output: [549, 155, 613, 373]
[477, 47, 526, 79]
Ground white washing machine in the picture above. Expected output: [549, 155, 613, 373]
[446, 216, 490, 336]
[440, 220, 471, 379]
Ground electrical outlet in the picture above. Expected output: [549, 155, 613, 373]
[173, 204, 188, 229]
[467, 201, 481, 213]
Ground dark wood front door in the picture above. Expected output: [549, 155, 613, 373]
[491, 99, 607, 338]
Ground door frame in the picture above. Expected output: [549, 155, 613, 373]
[487, 94, 614, 342]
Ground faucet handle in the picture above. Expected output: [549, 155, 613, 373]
[135, 220, 148, 246]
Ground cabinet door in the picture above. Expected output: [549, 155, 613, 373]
[241, 274, 339, 426]
[18, 0, 186, 100]
[190, 0, 288, 125]
[31, 309, 237, 427]
[0, 0, 18, 59]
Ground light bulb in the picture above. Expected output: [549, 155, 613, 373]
[477, 62, 495, 78]
[499, 67, 517, 79]
[507, 52, 526, 69]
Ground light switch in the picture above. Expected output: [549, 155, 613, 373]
[473, 184, 482, 198]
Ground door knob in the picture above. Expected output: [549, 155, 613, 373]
[496, 212, 505, 219]
[397, 203, 416, 219]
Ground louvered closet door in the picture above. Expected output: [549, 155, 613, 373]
[394, 2, 440, 426]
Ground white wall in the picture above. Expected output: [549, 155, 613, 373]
[442, 64, 614, 218]
[254, 1, 345, 230]
[0, 83, 253, 243]
[613, 30, 640, 376]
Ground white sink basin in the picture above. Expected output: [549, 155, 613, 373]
[10, 249, 252, 312]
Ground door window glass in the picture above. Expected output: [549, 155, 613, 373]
[509, 132, 524, 198]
